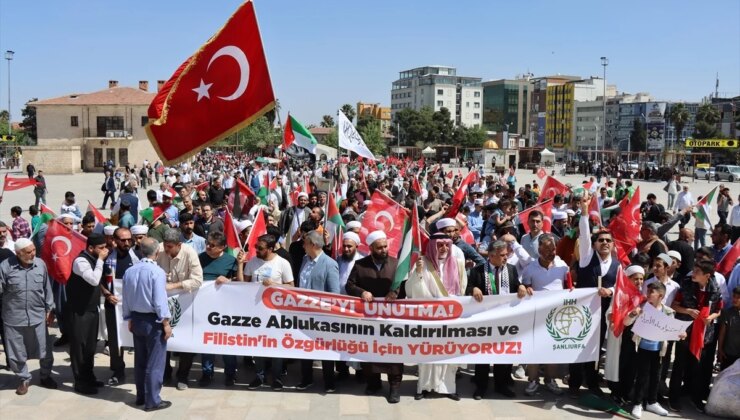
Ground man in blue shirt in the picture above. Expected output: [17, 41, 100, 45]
[122, 237, 171, 412]
[179, 212, 206, 254]
[468, 199, 484, 242]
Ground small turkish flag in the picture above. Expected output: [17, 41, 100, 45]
[3, 175, 39, 191]
[146, 1, 275, 164]
[41, 220, 87, 284]
[537, 167, 547, 179]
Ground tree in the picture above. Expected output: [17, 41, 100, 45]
[220, 116, 278, 152]
[693, 103, 720, 139]
[630, 118, 647, 154]
[264, 98, 280, 126]
[322, 128, 338, 149]
[20, 99, 38, 143]
[357, 119, 386, 156]
[356, 113, 376, 132]
[454, 125, 487, 148]
[340, 104, 356, 123]
[320, 115, 335, 128]
[433, 107, 455, 144]
[669, 103, 690, 143]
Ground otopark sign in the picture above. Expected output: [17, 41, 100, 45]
[684, 139, 737, 148]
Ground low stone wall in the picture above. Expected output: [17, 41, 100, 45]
[21, 146, 82, 174]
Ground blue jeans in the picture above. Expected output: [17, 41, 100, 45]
[694, 228, 707, 249]
[255, 357, 283, 382]
[201, 354, 237, 378]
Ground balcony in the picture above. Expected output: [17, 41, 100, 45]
[83, 129, 133, 139]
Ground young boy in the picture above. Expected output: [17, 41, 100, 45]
[626, 282, 686, 418]
[718, 286, 740, 371]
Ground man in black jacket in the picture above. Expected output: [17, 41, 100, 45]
[102, 170, 117, 209]
[467, 240, 527, 399]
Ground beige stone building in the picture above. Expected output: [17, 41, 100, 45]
[23, 80, 162, 174]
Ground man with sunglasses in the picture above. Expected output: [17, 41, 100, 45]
[568, 193, 620, 399]
[100, 227, 141, 385]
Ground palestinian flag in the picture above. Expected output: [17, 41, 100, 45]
[693, 186, 717, 225]
[326, 191, 345, 230]
[223, 209, 243, 258]
[283, 114, 317, 154]
[258, 171, 270, 202]
[139, 205, 167, 224]
[392, 204, 420, 290]
[87, 201, 108, 225]
[228, 178, 256, 219]
[31, 207, 57, 238]
[245, 207, 267, 260]
[40, 203, 56, 217]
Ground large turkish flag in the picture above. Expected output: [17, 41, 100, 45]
[359, 192, 409, 257]
[41, 220, 87, 284]
[146, 1, 275, 164]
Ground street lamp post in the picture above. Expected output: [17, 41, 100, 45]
[4, 50, 13, 137]
[600, 56, 608, 164]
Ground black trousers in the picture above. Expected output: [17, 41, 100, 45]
[617, 328, 638, 400]
[164, 352, 195, 382]
[633, 347, 661, 405]
[669, 334, 717, 404]
[301, 359, 335, 388]
[362, 362, 403, 389]
[67, 309, 99, 385]
[570, 297, 609, 391]
[104, 302, 126, 378]
[474, 364, 512, 391]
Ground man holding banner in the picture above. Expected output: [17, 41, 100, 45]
[345, 231, 403, 403]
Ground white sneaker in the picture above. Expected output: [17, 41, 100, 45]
[645, 402, 668, 416]
[524, 380, 539, 396]
[545, 379, 563, 395]
[176, 382, 188, 391]
[631, 405, 643, 419]
[513, 365, 526, 379]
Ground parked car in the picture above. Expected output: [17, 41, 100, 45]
[694, 167, 716, 180]
[715, 164, 740, 182]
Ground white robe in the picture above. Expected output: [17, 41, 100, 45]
[405, 256, 467, 394]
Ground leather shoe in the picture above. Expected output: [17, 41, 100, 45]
[92, 380, 105, 388]
[135, 400, 145, 407]
[16, 381, 30, 395]
[74, 384, 98, 395]
[39, 377, 58, 389]
[495, 386, 516, 398]
[145, 400, 172, 412]
[447, 393, 461, 401]
[473, 388, 486, 400]
[414, 391, 428, 400]
[365, 384, 381, 395]
[53, 335, 69, 347]
[387, 388, 400, 404]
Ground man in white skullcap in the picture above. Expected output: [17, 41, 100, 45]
[345, 230, 403, 403]
[130, 225, 149, 250]
[0, 238, 58, 395]
[338, 232, 362, 295]
[103, 225, 117, 250]
[279, 191, 310, 244]
[346, 221, 361, 234]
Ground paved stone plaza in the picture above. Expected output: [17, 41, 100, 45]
[0, 166, 735, 419]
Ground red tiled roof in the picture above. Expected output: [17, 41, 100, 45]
[30, 86, 155, 106]
[309, 127, 334, 135]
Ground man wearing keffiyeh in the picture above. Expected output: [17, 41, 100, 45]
[405, 233, 467, 401]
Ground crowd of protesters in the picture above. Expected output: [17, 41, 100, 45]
[0, 150, 738, 416]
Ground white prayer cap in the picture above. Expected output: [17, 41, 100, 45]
[162, 190, 174, 198]
[130, 225, 149, 235]
[553, 210, 567, 221]
[346, 221, 362, 230]
[474, 199, 483, 205]
[565, 209, 576, 216]
[656, 253, 673, 267]
[436, 218, 457, 230]
[103, 225, 117, 236]
[14, 238, 33, 252]
[363, 200, 372, 206]
[624, 265, 645, 277]
[667, 250, 682, 262]
[57, 213, 80, 222]
[297, 192, 308, 199]
[366, 231, 387, 246]
[342, 232, 361, 245]
[235, 219, 252, 233]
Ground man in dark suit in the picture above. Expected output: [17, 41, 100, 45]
[295, 231, 340, 392]
[467, 240, 527, 400]
[346, 231, 403, 404]
[102, 170, 117, 209]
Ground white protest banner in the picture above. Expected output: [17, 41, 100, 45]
[337, 111, 376, 161]
[631, 303, 692, 342]
[117, 282, 601, 364]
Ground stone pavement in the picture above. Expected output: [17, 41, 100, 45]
[0, 327, 714, 420]
[0, 167, 735, 419]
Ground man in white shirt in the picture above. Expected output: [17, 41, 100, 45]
[730, 192, 740, 243]
[673, 185, 693, 229]
[521, 210, 545, 259]
[521, 234, 567, 396]
[337, 232, 363, 294]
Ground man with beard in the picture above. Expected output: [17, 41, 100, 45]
[207, 177, 226, 209]
[179, 212, 206, 254]
[406, 233, 467, 401]
[346, 231, 403, 403]
[521, 210, 546, 259]
[467, 241, 526, 399]
[435, 218, 486, 267]
[570, 193, 620, 399]
[100, 227, 141, 385]
[668, 228, 695, 281]
[338, 232, 363, 294]
[66, 233, 109, 394]
[637, 221, 668, 260]
[279, 192, 311, 244]
[196, 204, 224, 238]
[289, 221, 318, 281]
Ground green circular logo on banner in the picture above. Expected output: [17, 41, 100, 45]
[168, 296, 182, 328]
[546, 305, 592, 343]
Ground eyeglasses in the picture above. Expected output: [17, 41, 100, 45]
[597, 238, 613, 243]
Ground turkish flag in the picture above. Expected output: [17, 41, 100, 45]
[538, 176, 569, 203]
[446, 171, 453, 179]
[358, 191, 409, 257]
[689, 306, 711, 360]
[87, 201, 108, 224]
[194, 181, 209, 191]
[588, 195, 602, 226]
[611, 265, 646, 337]
[411, 177, 422, 196]
[3, 175, 38, 191]
[537, 167, 547, 179]
[717, 240, 740, 277]
[146, 1, 275, 164]
[518, 199, 554, 234]
[445, 170, 479, 218]
[244, 207, 267, 261]
[41, 220, 87, 284]
[608, 186, 641, 266]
